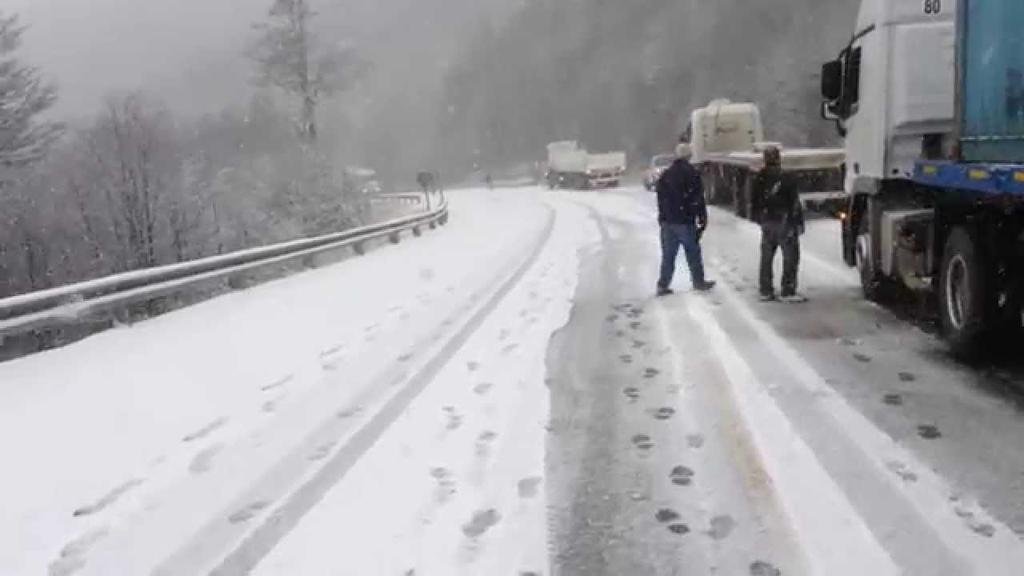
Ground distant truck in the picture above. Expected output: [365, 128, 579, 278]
[546, 141, 627, 189]
[685, 100, 846, 218]
[821, 0, 1024, 354]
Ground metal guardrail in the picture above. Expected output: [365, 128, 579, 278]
[0, 193, 449, 340]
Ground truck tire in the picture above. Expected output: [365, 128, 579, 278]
[732, 170, 751, 219]
[939, 227, 988, 356]
[547, 172, 559, 190]
[855, 217, 891, 302]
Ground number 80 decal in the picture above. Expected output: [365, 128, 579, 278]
[924, 0, 942, 15]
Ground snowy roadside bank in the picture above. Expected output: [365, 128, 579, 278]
[0, 189, 556, 576]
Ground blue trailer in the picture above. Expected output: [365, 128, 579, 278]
[821, 0, 1024, 354]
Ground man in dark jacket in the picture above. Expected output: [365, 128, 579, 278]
[656, 143, 716, 296]
[752, 146, 806, 302]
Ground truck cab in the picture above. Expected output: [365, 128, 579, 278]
[687, 100, 765, 165]
[822, 0, 957, 264]
[823, 0, 1024, 354]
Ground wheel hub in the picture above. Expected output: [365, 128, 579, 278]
[855, 234, 871, 276]
[945, 254, 968, 331]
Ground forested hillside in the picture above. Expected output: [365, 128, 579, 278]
[437, 0, 858, 174]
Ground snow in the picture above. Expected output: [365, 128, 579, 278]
[8, 184, 1024, 575]
[0, 188, 583, 576]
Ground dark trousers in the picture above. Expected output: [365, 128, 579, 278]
[759, 222, 800, 296]
[659, 223, 705, 289]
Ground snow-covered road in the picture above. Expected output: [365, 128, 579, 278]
[5, 186, 1024, 575]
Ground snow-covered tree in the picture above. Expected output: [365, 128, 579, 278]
[0, 12, 62, 170]
[250, 0, 364, 144]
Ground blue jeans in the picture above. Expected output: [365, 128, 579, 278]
[658, 223, 705, 289]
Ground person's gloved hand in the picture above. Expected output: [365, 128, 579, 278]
[697, 219, 708, 241]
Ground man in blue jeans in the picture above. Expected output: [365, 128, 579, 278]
[656, 143, 716, 296]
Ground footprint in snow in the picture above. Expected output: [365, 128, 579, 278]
[620, 354, 634, 365]
[183, 417, 228, 443]
[606, 314, 619, 323]
[632, 340, 647, 350]
[668, 523, 691, 535]
[260, 375, 293, 393]
[431, 467, 456, 503]
[632, 434, 655, 451]
[750, 560, 782, 576]
[643, 367, 661, 379]
[473, 382, 494, 395]
[670, 465, 695, 486]
[899, 371, 917, 382]
[918, 425, 942, 440]
[262, 396, 285, 414]
[707, 515, 736, 540]
[443, 407, 464, 431]
[467, 361, 481, 372]
[883, 393, 904, 406]
[228, 501, 270, 524]
[476, 431, 498, 455]
[885, 460, 918, 483]
[308, 441, 337, 462]
[189, 444, 224, 475]
[655, 508, 680, 523]
[73, 479, 144, 517]
[337, 406, 363, 419]
[687, 434, 705, 449]
[320, 345, 345, 359]
[462, 509, 501, 538]
[48, 527, 110, 576]
[853, 353, 872, 363]
[652, 407, 675, 421]
[517, 476, 542, 499]
[623, 387, 641, 401]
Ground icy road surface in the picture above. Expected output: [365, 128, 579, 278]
[4, 186, 1024, 575]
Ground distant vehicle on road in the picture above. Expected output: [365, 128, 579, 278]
[643, 153, 675, 191]
[683, 100, 846, 218]
[546, 141, 627, 190]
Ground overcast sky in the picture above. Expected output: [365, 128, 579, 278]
[1, 0, 507, 120]
[1, 0, 271, 117]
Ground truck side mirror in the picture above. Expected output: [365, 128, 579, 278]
[821, 60, 843, 101]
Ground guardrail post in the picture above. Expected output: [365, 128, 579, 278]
[353, 241, 366, 256]
[412, 225, 422, 237]
[388, 231, 401, 244]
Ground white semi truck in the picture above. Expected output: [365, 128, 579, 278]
[546, 141, 627, 190]
[822, 0, 1024, 354]
[685, 100, 847, 218]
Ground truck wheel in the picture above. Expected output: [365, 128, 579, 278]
[939, 227, 989, 355]
[856, 218, 890, 302]
[547, 173, 558, 190]
[733, 172, 750, 219]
